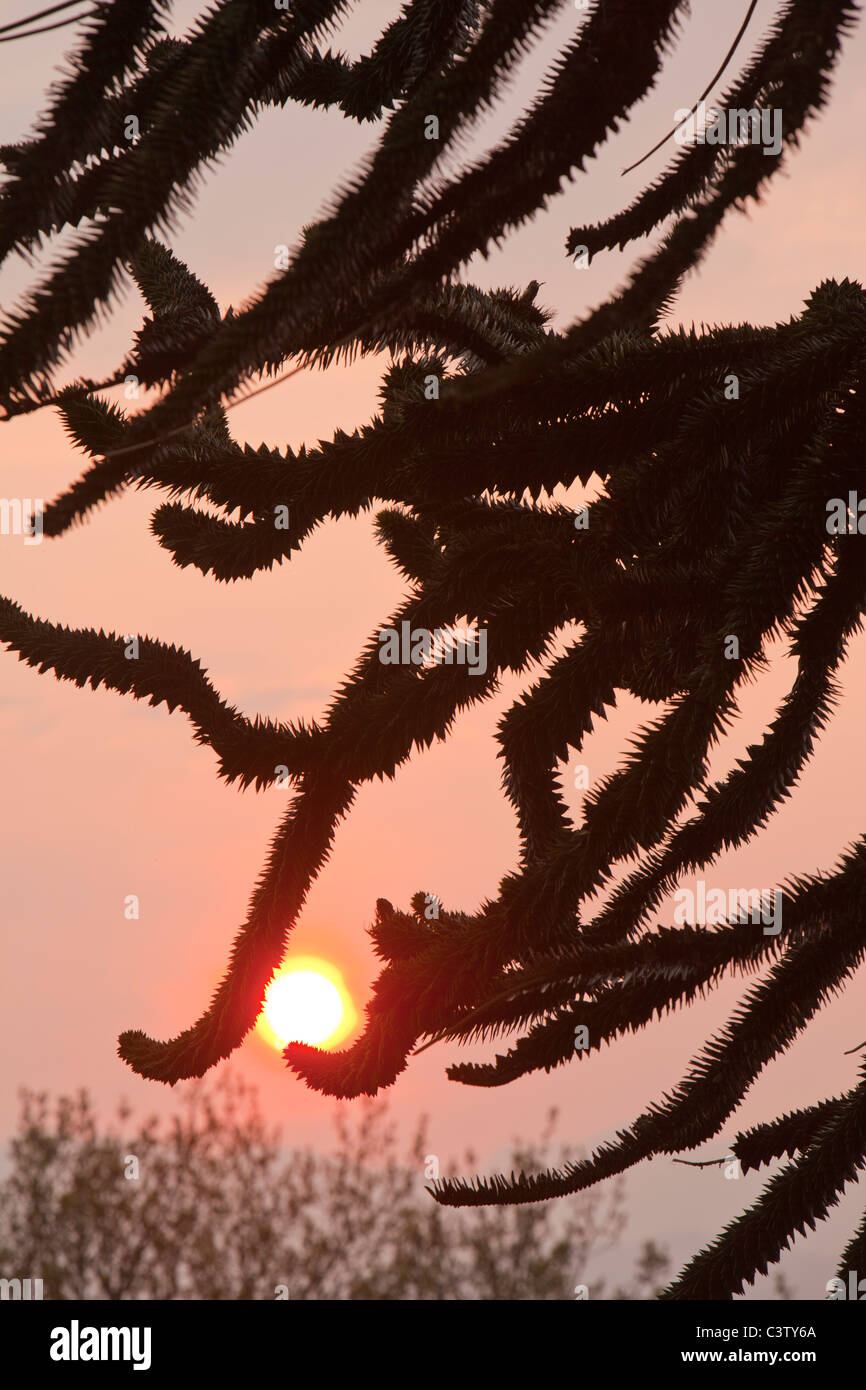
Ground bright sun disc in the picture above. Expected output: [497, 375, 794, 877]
[256, 958, 355, 1051]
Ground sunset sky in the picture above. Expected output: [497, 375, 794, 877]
[1, 0, 865, 1296]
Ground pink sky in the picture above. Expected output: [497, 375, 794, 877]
[1, 1, 865, 1294]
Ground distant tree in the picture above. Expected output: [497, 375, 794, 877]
[0, 0, 864, 1298]
[0, 1072, 667, 1300]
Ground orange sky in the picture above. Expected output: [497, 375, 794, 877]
[1, 1, 865, 1295]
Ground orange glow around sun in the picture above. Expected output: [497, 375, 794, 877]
[255, 956, 357, 1052]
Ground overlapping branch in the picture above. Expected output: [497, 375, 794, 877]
[2, 0, 864, 1297]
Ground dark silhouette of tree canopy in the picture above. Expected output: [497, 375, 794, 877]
[0, 1072, 670, 1300]
[1, 0, 864, 1299]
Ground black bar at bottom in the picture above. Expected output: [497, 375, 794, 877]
[1, 1296, 857, 1378]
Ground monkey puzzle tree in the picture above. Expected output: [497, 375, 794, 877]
[1, 0, 864, 1300]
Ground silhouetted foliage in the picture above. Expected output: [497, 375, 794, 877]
[0, 1073, 667, 1300]
[1, 0, 864, 1299]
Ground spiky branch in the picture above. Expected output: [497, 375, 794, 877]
[1, 0, 864, 1298]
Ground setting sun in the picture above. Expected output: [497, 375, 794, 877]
[256, 957, 356, 1052]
